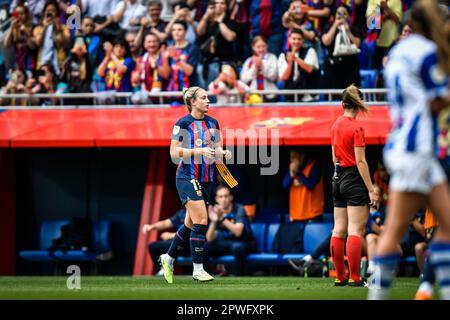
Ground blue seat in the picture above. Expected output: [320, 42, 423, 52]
[360, 69, 377, 89]
[19, 220, 69, 262]
[250, 223, 267, 253]
[303, 222, 334, 254]
[266, 223, 280, 253]
[19, 219, 112, 262]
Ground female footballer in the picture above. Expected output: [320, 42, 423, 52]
[159, 86, 232, 283]
[330, 84, 378, 287]
[368, 0, 450, 300]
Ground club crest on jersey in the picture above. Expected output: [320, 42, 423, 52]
[195, 139, 203, 147]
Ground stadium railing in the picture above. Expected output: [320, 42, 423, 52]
[0, 88, 389, 109]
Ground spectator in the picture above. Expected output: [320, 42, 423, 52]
[135, 1, 168, 46]
[240, 35, 278, 102]
[131, 32, 170, 104]
[97, 38, 134, 93]
[282, 150, 324, 223]
[372, 160, 389, 207]
[189, 0, 208, 22]
[142, 208, 189, 275]
[32, 0, 70, 76]
[79, 16, 102, 65]
[282, 0, 317, 46]
[60, 35, 93, 105]
[29, 63, 66, 106]
[249, 0, 283, 56]
[205, 185, 256, 276]
[382, 22, 412, 68]
[322, 4, 361, 89]
[10, 0, 46, 25]
[165, 21, 200, 102]
[278, 28, 320, 102]
[125, 31, 142, 64]
[112, 0, 148, 32]
[0, 67, 28, 106]
[196, 0, 237, 89]
[208, 63, 249, 105]
[160, 0, 180, 22]
[165, 2, 197, 45]
[303, 0, 332, 35]
[366, 0, 402, 70]
[80, 0, 119, 41]
[229, 0, 251, 66]
[3, 4, 36, 71]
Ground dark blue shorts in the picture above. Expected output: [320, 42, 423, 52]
[176, 178, 213, 206]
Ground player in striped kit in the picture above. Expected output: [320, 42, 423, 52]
[159, 86, 232, 283]
[368, 0, 450, 300]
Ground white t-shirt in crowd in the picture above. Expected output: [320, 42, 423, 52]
[113, 1, 147, 31]
[82, 0, 119, 18]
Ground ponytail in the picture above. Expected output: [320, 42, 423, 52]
[182, 86, 201, 112]
[342, 84, 368, 113]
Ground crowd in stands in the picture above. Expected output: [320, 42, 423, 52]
[0, 0, 429, 106]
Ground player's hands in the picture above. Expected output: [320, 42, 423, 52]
[142, 224, 154, 235]
[197, 147, 215, 159]
[369, 189, 379, 208]
[222, 149, 232, 160]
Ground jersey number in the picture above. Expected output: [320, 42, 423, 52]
[190, 179, 201, 191]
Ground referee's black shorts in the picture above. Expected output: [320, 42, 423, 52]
[332, 166, 370, 208]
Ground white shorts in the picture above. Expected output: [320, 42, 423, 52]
[383, 151, 446, 194]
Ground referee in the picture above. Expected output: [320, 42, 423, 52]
[330, 84, 378, 287]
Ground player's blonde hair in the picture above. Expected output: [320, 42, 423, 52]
[342, 84, 368, 114]
[182, 87, 202, 112]
[410, 0, 450, 74]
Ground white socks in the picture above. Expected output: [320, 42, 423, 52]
[165, 254, 175, 266]
[193, 263, 204, 274]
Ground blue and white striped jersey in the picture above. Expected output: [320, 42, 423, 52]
[384, 34, 449, 156]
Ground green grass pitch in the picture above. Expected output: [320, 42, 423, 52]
[0, 276, 425, 300]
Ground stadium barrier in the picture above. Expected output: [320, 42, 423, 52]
[0, 88, 388, 109]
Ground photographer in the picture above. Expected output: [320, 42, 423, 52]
[112, 0, 147, 32]
[322, 4, 361, 89]
[3, 4, 36, 71]
[32, 0, 70, 76]
[282, 0, 316, 44]
[196, 0, 237, 88]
